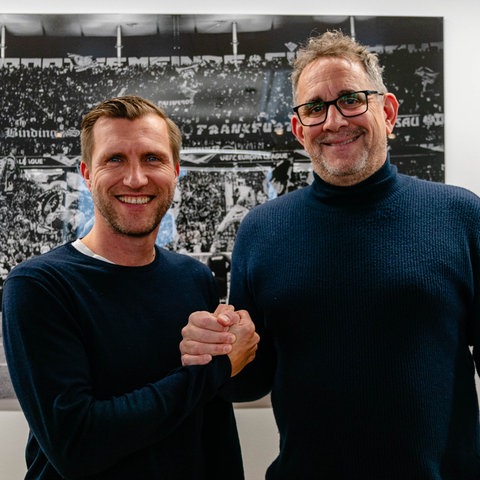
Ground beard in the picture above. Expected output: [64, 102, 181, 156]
[307, 129, 387, 186]
[310, 148, 369, 180]
[92, 186, 175, 238]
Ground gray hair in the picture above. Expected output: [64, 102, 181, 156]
[291, 30, 387, 104]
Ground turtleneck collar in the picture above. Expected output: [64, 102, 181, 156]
[309, 155, 399, 207]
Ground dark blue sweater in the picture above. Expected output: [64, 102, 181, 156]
[2, 245, 243, 480]
[227, 159, 480, 479]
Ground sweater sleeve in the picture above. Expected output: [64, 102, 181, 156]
[2, 273, 231, 479]
[220, 213, 276, 403]
[468, 217, 480, 371]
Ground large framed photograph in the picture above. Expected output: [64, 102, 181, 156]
[0, 14, 443, 406]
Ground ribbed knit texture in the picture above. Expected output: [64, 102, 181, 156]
[2, 245, 243, 480]
[228, 158, 480, 479]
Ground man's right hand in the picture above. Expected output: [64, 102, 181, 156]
[227, 309, 259, 376]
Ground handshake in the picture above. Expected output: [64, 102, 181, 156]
[180, 304, 260, 377]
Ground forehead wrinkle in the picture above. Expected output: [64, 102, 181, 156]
[298, 57, 368, 103]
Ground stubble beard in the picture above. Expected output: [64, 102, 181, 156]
[93, 188, 175, 238]
[308, 132, 387, 186]
[310, 146, 369, 185]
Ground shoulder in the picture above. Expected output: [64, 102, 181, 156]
[7, 243, 75, 277]
[401, 174, 480, 205]
[154, 248, 218, 307]
[399, 175, 480, 226]
[155, 247, 212, 276]
[233, 188, 309, 253]
[242, 187, 308, 223]
[3, 243, 85, 302]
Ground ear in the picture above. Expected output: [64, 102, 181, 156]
[291, 114, 307, 148]
[174, 162, 180, 179]
[383, 93, 399, 136]
[80, 161, 92, 191]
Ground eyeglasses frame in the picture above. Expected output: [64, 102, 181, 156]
[292, 90, 385, 127]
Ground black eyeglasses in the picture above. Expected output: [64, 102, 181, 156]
[292, 90, 384, 127]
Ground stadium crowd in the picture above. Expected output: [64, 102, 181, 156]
[0, 42, 444, 301]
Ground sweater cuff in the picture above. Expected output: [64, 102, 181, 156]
[211, 354, 232, 382]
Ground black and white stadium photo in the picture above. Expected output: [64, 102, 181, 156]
[0, 13, 443, 401]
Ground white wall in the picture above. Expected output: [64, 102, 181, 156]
[0, 410, 29, 480]
[1, 1, 479, 478]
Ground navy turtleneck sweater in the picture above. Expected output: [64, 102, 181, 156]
[227, 158, 480, 479]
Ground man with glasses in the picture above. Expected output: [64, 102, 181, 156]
[181, 30, 480, 479]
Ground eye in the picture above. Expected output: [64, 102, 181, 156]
[107, 155, 123, 163]
[339, 93, 363, 108]
[304, 101, 326, 115]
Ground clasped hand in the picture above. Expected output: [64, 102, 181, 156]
[180, 304, 259, 377]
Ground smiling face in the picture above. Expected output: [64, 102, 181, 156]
[80, 114, 179, 240]
[291, 57, 398, 186]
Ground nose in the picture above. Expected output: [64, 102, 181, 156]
[123, 161, 148, 188]
[322, 103, 349, 131]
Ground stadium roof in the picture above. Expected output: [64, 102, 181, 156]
[0, 14, 443, 57]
